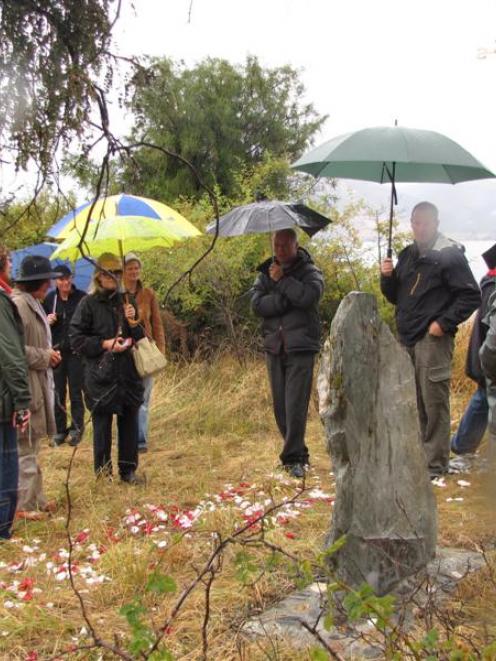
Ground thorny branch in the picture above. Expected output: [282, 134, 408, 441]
[201, 563, 218, 660]
[298, 619, 345, 661]
[147, 484, 310, 657]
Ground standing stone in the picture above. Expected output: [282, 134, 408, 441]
[318, 292, 437, 596]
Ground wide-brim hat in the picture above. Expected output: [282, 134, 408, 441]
[15, 255, 64, 282]
[96, 253, 122, 272]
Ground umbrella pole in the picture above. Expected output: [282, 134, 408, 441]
[118, 238, 126, 295]
[387, 162, 396, 258]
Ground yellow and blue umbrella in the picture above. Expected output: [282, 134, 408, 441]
[51, 214, 201, 263]
[47, 193, 196, 241]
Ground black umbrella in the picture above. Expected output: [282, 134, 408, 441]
[206, 200, 331, 237]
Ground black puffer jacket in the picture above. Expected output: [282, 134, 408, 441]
[251, 248, 324, 354]
[380, 233, 481, 347]
[43, 286, 86, 351]
[465, 274, 496, 387]
[69, 289, 144, 414]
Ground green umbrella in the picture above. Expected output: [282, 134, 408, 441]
[292, 124, 495, 256]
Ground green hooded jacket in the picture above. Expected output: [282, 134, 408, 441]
[0, 288, 31, 422]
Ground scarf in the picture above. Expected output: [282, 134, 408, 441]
[0, 274, 12, 295]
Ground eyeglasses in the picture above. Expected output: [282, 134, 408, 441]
[102, 269, 123, 276]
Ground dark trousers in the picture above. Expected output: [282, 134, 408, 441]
[0, 423, 18, 539]
[266, 351, 315, 466]
[92, 407, 139, 478]
[53, 351, 85, 435]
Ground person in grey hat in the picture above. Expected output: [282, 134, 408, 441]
[479, 283, 496, 468]
[43, 265, 86, 447]
[11, 255, 63, 519]
[451, 242, 496, 458]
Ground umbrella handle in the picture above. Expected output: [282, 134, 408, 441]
[123, 291, 142, 327]
[386, 162, 397, 258]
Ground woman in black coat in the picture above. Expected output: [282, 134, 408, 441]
[70, 253, 145, 484]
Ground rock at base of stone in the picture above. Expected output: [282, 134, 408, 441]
[242, 547, 483, 658]
[318, 292, 437, 596]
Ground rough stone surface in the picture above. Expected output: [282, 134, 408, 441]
[243, 547, 483, 658]
[317, 292, 437, 595]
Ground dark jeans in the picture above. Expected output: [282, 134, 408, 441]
[0, 422, 18, 539]
[53, 351, 85, 435]
[138, 376, 153, 449]
[451, 386, 489, 454]
[266, 351, 315, 466]
[92, 407, 139, 478]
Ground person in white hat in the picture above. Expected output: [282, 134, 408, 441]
[123, 252, 165, 453]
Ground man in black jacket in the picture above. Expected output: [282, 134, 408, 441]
[252, 229, 324, 478]
[451, 243, 496, 456]
[380, 201, 481, 478]
[43, 265, 86, 446]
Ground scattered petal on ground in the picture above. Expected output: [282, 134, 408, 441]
[0, 472, 335, 610]
[457, 480, 471, 488]
[432, 477, 447, 488]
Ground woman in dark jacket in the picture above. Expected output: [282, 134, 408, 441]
[70, 253, 144, 484]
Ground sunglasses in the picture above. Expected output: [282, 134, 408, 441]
[102, 269, 123, 276]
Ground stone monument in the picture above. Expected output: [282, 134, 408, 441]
[317, 292, 437, 595]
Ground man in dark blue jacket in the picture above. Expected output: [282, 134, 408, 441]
[381, 202, 481, 478]
[252, 229, 324, 478]
[43, 265, 86, 446]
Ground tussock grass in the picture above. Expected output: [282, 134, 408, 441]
[0, 346, 493, 659]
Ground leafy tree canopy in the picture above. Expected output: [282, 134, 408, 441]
[0, 190, 76, 249]
[121, 55, 327, 200]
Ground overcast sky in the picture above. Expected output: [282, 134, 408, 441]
[111, 0, 496, 241]
[115, 0, 496, 166]
[3, 0, 495, 247]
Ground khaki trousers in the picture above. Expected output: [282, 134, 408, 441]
[17, 434, 47, 511]
[407, 333, 454, 475]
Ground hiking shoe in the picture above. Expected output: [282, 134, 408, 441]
[68, 431, 82, 447]
[50, 433, 67, 447]
[120, 472, 145, 486]
[15, 510, 46, 522]
[448, 454, 477, 474]
[284, 463, 305, 479]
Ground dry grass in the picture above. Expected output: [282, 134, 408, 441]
[0, 344, 494, 660]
